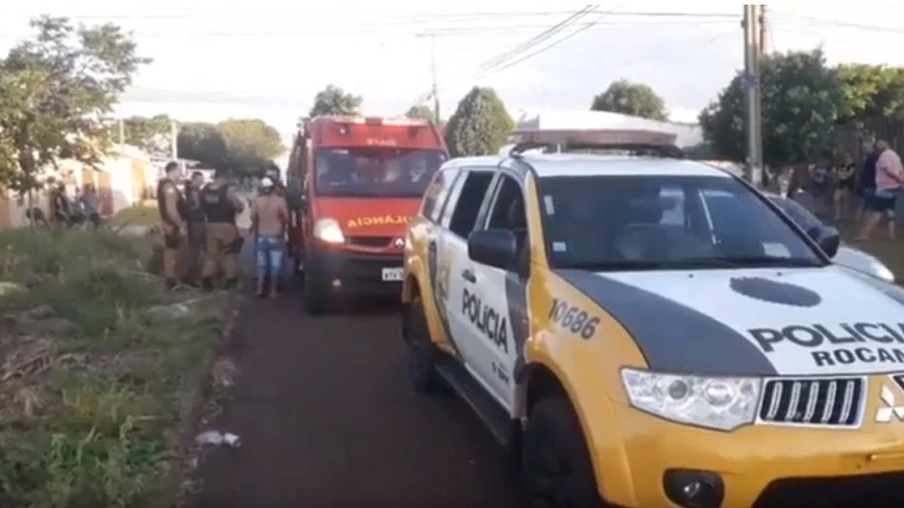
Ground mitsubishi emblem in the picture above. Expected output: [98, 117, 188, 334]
[875, 384, 904, 423]
[393, 238, 404, 249]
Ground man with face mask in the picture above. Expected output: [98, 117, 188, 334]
[252, 176, 289, 298]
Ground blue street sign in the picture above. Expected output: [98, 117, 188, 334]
[741, 73, 758, 90]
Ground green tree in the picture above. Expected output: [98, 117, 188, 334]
[217, 118, 285, 172]
[444, 86, 514, 157]
[0, 16, 150, 194]
[308, 84, 363, 117]
[120, 114, 172, 154]
[699, 49, 846, 166]
[590, 79, 668, 120]
[837, 63, 904, 123]
[177, 122, 228, 169]
[405, 104, 437, 124]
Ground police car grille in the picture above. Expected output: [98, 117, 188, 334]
[347, 236, 393, 248]
[758, 377, 864, 427]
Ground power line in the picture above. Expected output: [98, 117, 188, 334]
[59, 10, 736, 21]
[0, 20, 740, 40]
[772, 13, 904, 35]
[473, 6, 598, 73]
[0, 13, 739, 40]
[466, 5, 620, 86]
[408, 7, 599, 109]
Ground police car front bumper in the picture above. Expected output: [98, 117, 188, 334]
[605, 394, 904, 508]
[307, 249, 403, 297]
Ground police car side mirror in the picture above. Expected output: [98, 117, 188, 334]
[468, 229, 518, 270]
[806, 225, 840, 258]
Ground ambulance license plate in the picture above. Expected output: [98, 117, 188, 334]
[381, 268, 403, 282]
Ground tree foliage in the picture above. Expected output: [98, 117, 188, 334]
[699, 49, 846, 166]
[0, 16, 150, 194]
[308, 84, 363, 117]
[217, 118, 284, 170]
[444, 86, 514, 158]
[177, 122, 228, 169]
[405, 104, 437, 124]
[837, 64, 904, 124]
[120, 114, 172, 154]
[590, 79, 668, 120]
[176, 119, 283, 173]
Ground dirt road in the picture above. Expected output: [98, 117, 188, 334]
[190, 285, 525, 508]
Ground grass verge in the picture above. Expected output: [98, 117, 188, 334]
[0, 228, 230, 508]
[111, 201, 158, 228]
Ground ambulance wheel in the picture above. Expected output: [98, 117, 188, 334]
[403, 296, 440, 394]
[522, 397, 602, 508]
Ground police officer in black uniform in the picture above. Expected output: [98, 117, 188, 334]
[200, 172, 244, 291]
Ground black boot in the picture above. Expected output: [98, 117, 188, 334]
[224, 278, 238, 290]
[201, 277, 214, 292]
[165, 278, 177, 291]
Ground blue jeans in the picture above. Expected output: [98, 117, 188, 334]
[255, 235, 285, 277]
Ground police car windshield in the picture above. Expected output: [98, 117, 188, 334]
[314, 147, 446, 198]
[539, 175, 826, 271]
[765, 194, 824, 230]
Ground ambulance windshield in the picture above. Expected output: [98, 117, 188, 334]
[314, 147, 447, 198]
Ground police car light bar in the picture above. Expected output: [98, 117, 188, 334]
[508, 128, 682, 158]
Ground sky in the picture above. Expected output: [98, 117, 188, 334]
[2, 2, 904, 149]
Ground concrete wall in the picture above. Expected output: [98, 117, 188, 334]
[0, 145, 152, 229]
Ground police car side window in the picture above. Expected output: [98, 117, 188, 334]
[443, 170, 496, 238]
[421, 168, 461, 223]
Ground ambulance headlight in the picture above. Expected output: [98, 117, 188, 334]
[314, 218, 345, 244]
[620, 368, 762, 431]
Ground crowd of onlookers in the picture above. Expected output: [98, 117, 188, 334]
[785, 139, 904, 241]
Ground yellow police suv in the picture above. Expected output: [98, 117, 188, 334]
[401, 128, 904, 508]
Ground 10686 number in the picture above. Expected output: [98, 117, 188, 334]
[548, 298, 599, 339]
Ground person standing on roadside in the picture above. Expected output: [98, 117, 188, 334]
[183, 171, 207, 285]
[252, 177, 289, 298]
[79, 183, 101, 229]
[833, 153, 857, 220]
[857, 140, 903, 240]
[855, 140, 880, 223]
[200, 172, 244, 291]
[158, 162, 188, 290]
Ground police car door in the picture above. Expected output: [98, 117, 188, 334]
[467, 173, 528, 407]
[440, 169, 503, 401]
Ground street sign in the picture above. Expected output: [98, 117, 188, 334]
[741, 73, 758, 90]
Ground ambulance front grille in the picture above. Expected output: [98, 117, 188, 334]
[757, 377, 865, 428]
[347, 236, 393, 248]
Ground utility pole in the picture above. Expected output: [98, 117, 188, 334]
[169, 119, 179, 162]
[742, 5, 764, 187]
[430, 34, 440, 123]
[759, 5, 771, 55]
[118, 117, 125, 150]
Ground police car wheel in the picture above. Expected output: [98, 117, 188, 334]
[522, 398, 602, 508]
[404, 296, 439, 394]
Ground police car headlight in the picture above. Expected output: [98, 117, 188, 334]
[314, 218, 345, 244]
[620, 368, 762, 431]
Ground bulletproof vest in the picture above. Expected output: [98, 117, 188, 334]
[201, 183, 236, 224]
[157, 178, 185, 224]
[184, 185, 205, 222]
